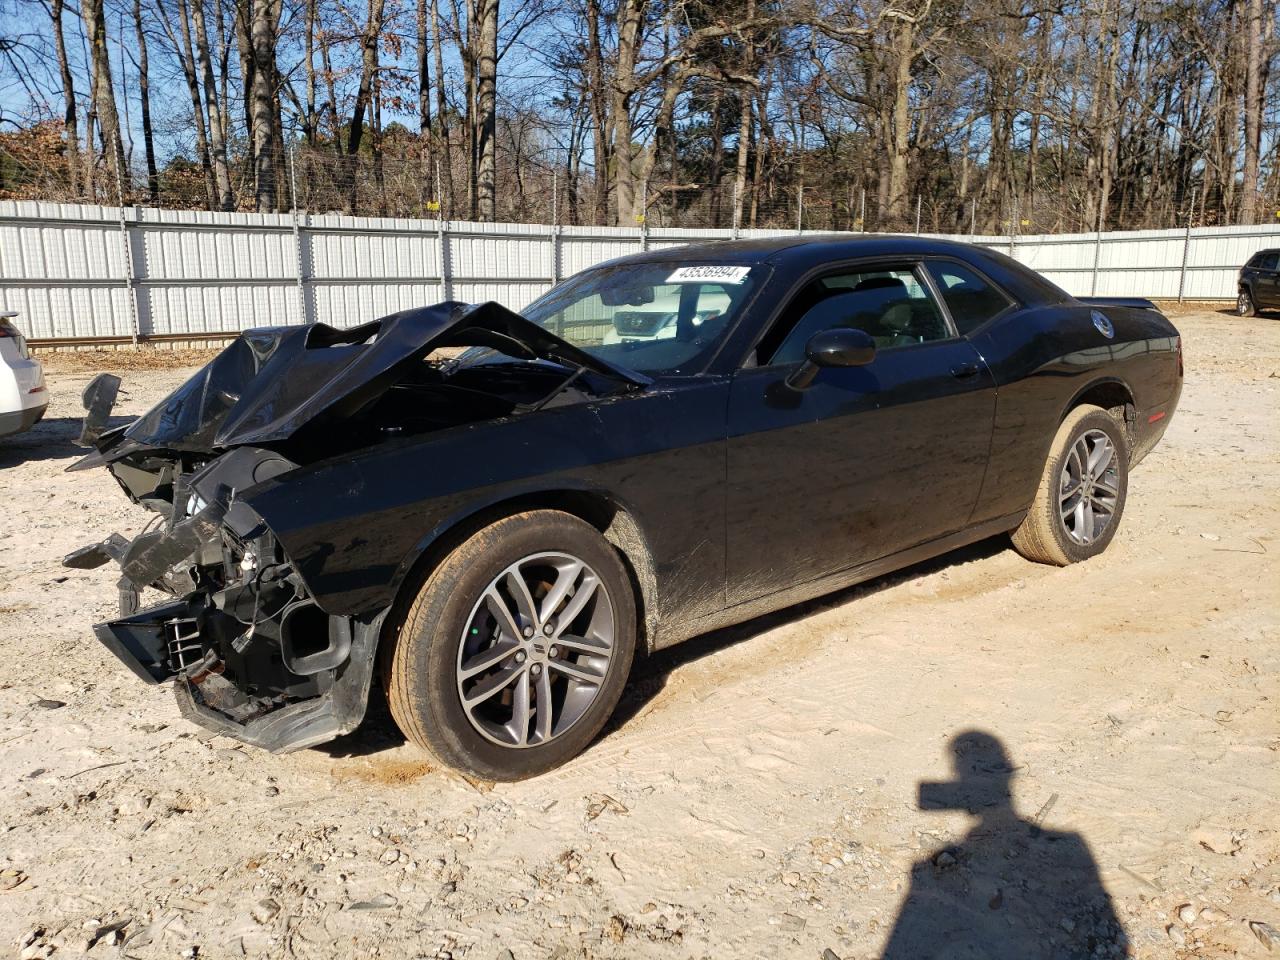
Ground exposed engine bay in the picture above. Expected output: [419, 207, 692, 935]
[63, 301, 643, 751]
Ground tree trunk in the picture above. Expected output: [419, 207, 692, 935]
[160, 0, 216, 206]
[416, 0, 433, 200]
[234, 0, 256, 161]
[733, 90, 752, 231]
[458, 0, 477, 218]
[750, 85, 771, 227]
[215, 0, 232, 143]
[731, 0, 756, 232]
[373, 80, 386, 214]
[610, 0, 644, 225]
[884, 17, 914, 225]
[304, 0, 317, 144]
[585, 0, 609, 225]
[431, 0, 454, 215]
[85, 58, 98, 200]
[81, 0, 129, 200]
[319, 26, 341, 153]
[249, 0, 281, 211]
[192, 0, 233, 209]
[50, 0, 82, 197]
[1239, 0, 1263, 223]
[344, 0, 386, 213]
[474, 0, 498, 220]
[706, 87, 727, 227]
[133, 0, 159, 203]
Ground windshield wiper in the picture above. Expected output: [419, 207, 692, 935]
[516, 364, 591, 414]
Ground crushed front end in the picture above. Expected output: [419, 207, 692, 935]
[67, 438, 385, 751]
[64, 303, 642, 751]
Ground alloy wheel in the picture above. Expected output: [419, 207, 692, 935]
[1238, 292, 1252, 316]
[456, 552, 615, 748]
[1058, 429, 1120, 545]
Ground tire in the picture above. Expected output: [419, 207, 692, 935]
[384, 509, 636, 781]
[1237, 288, 1257, 317]
[1011, 404, 1129, 566]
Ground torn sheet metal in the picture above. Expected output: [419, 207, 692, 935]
[112, 301, 648, 456]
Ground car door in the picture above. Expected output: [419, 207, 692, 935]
[724, 262, 997, 606]
[1257, 252, 1280, 307]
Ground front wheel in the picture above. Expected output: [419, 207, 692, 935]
[1237, 289, 1257, 317]
[383, 510, 636, 781]
[1011, 404, 1129, 566]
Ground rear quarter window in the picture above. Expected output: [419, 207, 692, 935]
[924, 260, 1014, 335]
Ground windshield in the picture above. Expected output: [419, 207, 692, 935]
[505, 261, 764, 376]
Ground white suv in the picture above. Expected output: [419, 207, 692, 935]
[0, 312, 48, 438]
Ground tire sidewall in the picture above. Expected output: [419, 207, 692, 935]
[1238, 290, 1255, 317]
[1040, 409, 1129, 563]
[402, 511, 636, 780]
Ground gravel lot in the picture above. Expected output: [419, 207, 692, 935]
[1, 308, 1277, 960]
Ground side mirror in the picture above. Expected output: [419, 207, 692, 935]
[785, 327, 876, 391]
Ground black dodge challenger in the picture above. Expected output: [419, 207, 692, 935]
[67, 236, 1182, 780]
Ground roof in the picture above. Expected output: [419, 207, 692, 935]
[590, 233, 1071, 306]
[601, 233, 999, 268]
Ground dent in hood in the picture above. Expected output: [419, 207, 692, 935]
[109, 300, 649, 455]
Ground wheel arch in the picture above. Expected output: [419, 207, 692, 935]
[381, 485, 660, 660]
[1061, 377, 1136, 449]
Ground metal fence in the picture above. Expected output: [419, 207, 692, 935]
[2, 199, 1277, 344]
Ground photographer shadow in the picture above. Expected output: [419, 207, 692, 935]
[883, 730, 1127, 960]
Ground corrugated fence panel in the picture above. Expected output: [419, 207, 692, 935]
[0, 285, 132, 339]
[5, 200, 1280, 341]
[143, 282, 301, 335]
[307, 224, 440, 281]
[311, 282, 445, 327]
[452, 281, 552, 312]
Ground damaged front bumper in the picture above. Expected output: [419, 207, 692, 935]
[92, 599, 385, 752]
[67, 442, 386, 753]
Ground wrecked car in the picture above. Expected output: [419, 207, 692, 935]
[67, 236, 1183, 780]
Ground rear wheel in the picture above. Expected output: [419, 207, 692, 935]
[1237, 288, 1257, 317]
[1011, 405, 1128, 566]
[384, 510, 636, 781]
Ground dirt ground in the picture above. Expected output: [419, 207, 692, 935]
[2, 308, 1277, 960]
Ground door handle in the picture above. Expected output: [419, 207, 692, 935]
[950, 362, 980, 379]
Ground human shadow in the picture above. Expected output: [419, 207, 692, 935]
[882, 731, 1127, 960]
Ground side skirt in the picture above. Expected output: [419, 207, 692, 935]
[650, 511, 1026, 652]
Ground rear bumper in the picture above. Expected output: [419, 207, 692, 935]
[1133, 376, 1181, 468]
[0, 402, 46, 438]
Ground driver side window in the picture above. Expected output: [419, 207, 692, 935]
[764, 265, 951, 366]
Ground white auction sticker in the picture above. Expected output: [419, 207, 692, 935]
[665, 265, 751, 285]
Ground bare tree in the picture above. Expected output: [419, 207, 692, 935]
[132, 0, 160, 203]
[474, 0, 498, 219]
[432, 0, 454, 214]
[1240, 0, 1265, 222]
[49, 0, 82, 196]
[343, 0, 386, 212]
[80, 0, 128, 197]
[249, 0, 281, 211]
[192, 0, 233, 208]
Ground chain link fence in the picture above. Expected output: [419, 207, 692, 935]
[3, 123, 1278, 236]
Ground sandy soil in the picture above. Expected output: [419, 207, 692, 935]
[2, 309, 1278, 960]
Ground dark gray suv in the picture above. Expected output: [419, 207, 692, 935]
[1238, 249, 1280, 316]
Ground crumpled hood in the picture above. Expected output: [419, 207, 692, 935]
[109, 300, 647, 454]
